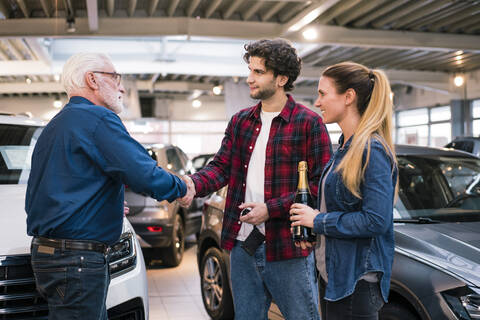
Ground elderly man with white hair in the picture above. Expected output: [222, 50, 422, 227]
[25, 52, 194, 320]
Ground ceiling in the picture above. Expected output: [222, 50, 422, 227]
[0, 0, 479, 98]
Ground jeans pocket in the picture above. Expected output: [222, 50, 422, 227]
[33, 267, 68, 304]
[79, 252, 107, 272]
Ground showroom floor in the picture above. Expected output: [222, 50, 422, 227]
[147, 237, 210, 320]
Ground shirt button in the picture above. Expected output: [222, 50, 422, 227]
[249, 146, 253, 150]
[78, 268, 82, 272]
[244, 165, 247, 168]
[243, 183, 246, 187]
[256, 128, 260, 131]
[238, 221, 241, 224]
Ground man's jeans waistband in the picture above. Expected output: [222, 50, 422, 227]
[32, 236, 110, 254]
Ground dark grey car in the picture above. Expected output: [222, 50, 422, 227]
[197, 145, 480, 320]
[126, 144, 204, 267]
[445, 136, 480, 157]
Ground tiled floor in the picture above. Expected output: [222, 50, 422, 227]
[147, 238, 210, 320]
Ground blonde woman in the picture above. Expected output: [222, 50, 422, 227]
[290, 62, 398, 320]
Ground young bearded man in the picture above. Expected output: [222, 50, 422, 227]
[180, 39, 332, 320]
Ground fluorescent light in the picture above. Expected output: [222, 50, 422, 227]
[288, 7, 323, 32]
[302, 27, 318, 40]
[54, 74, 61, 82]
[454, 75, 464, 87]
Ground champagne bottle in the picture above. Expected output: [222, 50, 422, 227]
[292, 161, 316, 242]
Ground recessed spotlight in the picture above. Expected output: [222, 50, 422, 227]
[54, 74, 60, 82]
[454, 75, 464, 87]
[53, 99, 62, 108]
[25, 77, 32, 84]
[192, 99, 202, 108]
[212, 85, 222, 95]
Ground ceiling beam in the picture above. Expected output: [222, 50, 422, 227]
[0, 81, 63, 93]
[105, 0, 115, 17]
[316, 0, 363, 25]
[86, 0, 99, 31]
[336, 0, 385, 26]
[15, 0, 29, 18]
[39, 0, 51, 17]
[288, 24, 480, 53]
[23, 38, 52, 66]
[243, 2, 263, 21]
[205, 0, 222, 19]
[148, 0, 159, 17]
[281, 0, 340, 34]
[167, 0, 180, 17]
[0, 0, 10, 19]
[0, 17, 281, 38]
[127, 0, 137, 17]
[224, 0, 242, 19]
[186, 0, 200, 17]
[262, 2, 287, 21]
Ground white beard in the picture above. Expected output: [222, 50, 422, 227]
[101, 86, 124, 114]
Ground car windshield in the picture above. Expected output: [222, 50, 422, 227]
[0, 124, 43, 184]
[395, 155, 480, 222]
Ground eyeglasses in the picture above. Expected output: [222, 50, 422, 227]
[91, 71, 122, 85]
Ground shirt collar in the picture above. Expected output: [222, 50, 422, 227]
[68, 96, 95, 105]
[248, 94, 296, 123]
[338, 134, 354, 150]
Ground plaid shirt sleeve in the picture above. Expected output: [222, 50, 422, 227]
[266, 117, 332, 219]
[190, 114, 236, 197]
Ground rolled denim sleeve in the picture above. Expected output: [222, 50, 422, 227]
[93, 113, 186, 202]
[313, 142, 395, 238]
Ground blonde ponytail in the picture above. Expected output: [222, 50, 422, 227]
[323, 62, 397, 198]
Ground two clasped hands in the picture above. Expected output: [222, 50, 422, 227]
[176, 175, 269, 225]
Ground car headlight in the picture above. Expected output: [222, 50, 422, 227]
[108, 231, 137, 278]
[443, 287, 480, 320]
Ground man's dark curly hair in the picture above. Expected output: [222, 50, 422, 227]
[243, 39, 302, 92]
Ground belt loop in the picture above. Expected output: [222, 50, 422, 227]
[61, 239, 66, 251]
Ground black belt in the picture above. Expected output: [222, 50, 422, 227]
[32, 237, 110, 254]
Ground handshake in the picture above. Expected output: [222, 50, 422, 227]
[177, 175, 196, 208]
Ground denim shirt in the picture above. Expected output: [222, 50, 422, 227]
[314, 134, 397, 302]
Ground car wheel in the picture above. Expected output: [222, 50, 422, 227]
[380, 301, 419, 320]
[162, 214, 185, 267]
[200, 247, 234, 320]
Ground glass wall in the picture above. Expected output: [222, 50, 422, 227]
[396, 106, 451, 147]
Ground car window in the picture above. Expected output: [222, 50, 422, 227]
[0, 124, 43, 184]
[396, 155, 480, 222]
[166, 148, 183, 172]
[449, 140, 474, 153]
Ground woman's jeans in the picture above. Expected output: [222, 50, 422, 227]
[230, 241, 320, 320]
[320, 278, 384, 320]
[31, 243, 110, 320]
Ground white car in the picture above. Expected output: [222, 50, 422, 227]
[0, 114, 149, 319]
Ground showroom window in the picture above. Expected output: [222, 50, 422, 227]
[473, 99, 480, 137]
[396, 106, 451, 147]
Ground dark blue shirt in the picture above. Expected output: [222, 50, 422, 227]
[26, 96, 186, 245]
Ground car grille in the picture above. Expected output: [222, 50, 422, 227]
[0, 255, 48, 319]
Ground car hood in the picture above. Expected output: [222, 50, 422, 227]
[0, 185, 31, 255]
[395, 221, 480, 287]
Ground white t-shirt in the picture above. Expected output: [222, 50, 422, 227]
[236, 110, 280, 241]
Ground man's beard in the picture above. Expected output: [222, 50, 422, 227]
[250, 86, 276, 100]
[100, 86, 124, 114]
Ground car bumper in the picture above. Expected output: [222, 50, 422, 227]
[106, 232, 149, 320]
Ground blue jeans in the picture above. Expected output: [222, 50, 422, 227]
[31, 243, 110, 320]
[230, 241, 320, 320]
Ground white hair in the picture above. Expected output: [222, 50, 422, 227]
[61, 52, 112, 96]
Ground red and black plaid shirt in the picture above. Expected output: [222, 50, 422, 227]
[191, 95, 331, 261]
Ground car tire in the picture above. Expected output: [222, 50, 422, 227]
[380, 301, 419, 320]
[162, 213, 185, 267]
[200, 247, 234, 320]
